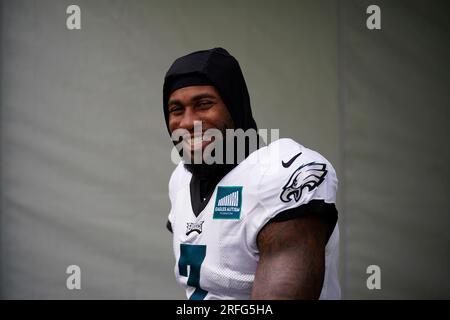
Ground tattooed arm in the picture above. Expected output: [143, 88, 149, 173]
[250, 212, 332, 300]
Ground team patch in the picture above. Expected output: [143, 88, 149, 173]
[280, 162, 327, 203]
[186, 221, 204, 235]
[213, 186, 243, 220]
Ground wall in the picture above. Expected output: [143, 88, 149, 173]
[1, 0, 449, 299]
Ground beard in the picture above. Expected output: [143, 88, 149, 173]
[182, 134, 262, 179]
[178, 118, 235, 179]
[182, 137, 234, 179]
[173, 116, 262, 179]
[184, 162, 235, 179]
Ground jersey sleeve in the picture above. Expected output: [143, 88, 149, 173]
[166, 175, 175, 233]
[246, 139, 338, 252]
[167, 163, 183, 233]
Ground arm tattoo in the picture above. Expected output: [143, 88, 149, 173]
[251, 213, 330, 299]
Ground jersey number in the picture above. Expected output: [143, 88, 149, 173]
[178, 244, 208, 300]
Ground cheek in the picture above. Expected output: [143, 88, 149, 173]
[224, 113, 234, 129]
[168, 115, 178, 131]
[209, 105, 234, 129]
[218, 112, 234, 130]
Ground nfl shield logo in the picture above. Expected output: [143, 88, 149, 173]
[213, 186, 243, 220]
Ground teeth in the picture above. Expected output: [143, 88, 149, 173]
[183, 135, 204, 148]
[191, 136, 203, 146]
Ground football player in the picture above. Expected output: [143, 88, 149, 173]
[163, 48, 340, 299]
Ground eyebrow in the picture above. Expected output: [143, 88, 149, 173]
[168, 93, 217, 107]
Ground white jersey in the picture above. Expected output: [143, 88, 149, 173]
[168, 138, 340, 300]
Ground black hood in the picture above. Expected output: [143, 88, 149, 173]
[163, 47, 257, 133]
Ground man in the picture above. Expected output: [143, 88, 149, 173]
[163, 48, 340, 299]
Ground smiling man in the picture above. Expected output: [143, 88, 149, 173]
[167, 85, 234, 171]
[163, 48, 340, 300]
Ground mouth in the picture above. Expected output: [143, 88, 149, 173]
[182, 132, 215, 152]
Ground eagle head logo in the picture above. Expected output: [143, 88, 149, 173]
[280, 162, 327, 203]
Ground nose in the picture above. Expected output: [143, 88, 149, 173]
[178, 107, 200, 132]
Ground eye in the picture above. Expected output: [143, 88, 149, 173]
[197, 100, 214, 109]
[168, 105, 183, 114]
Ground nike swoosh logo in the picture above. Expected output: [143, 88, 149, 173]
[282, 152, 302, 168]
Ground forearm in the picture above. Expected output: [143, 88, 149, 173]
[251, 247, 325, 299]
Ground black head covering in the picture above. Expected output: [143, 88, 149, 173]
[163, 48, 260, 213]
[163, 47, 257, 133]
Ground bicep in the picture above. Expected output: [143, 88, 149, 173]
[250, 212, 331, 300]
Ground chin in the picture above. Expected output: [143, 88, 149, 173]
[184, 162, 236, 179]
[184, 163, 217, 178]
